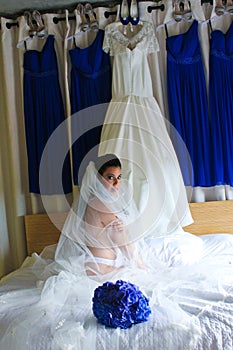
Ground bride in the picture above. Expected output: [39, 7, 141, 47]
[0, 154, 233, 350]
[55, 153, 159, 279]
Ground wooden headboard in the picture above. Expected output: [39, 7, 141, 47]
[24, 200, 233, 256]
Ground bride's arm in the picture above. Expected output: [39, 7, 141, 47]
[85, 200, 145, 269]
[107, 219, 145, 269]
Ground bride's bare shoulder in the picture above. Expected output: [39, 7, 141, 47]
[85, 197, 107, 222]
[86, 197, 116, 227]
[87, 197, 108, 212]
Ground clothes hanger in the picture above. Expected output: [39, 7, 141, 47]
[157, 1, 194, 38]
[214, 0, 233, 15]
[172, 0, 193, 22]
[66, 3, 99, 42]
[24, 10, 48, 38]
[207, 10, 233, 37]
[17, 11, 48, 49]
[81, 3, 99, 32]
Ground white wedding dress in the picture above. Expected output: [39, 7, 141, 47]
[99, 21, 193, 235]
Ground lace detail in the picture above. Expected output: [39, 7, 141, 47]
[103, 21, 159, 56]
[167, 54, 202, 64]
[211, 48, 233, 60]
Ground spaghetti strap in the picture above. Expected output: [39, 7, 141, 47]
[209, 19, 213, 33]
[164, 23, 169, 38]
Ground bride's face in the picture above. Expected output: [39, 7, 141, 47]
[101, 166, 122, 190]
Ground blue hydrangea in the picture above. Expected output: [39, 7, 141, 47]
[92, 280, 151, 329]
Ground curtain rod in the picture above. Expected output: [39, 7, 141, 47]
[0, 0, 163, 20]
[52, 3, 164, 24]
[2, 1, 165, 28]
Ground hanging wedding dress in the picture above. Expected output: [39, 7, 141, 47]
[98, 20, 193, 235]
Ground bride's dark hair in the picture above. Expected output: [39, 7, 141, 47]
[95, 154, 121, 176]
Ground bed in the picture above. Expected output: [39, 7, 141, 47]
[1, 200, 233, 350]
[24, 200, 233, 255]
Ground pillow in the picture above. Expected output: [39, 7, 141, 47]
[145, 228, 204, 267]
[199, 233, 233, 258]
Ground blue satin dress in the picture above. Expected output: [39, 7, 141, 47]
[23, 35, 72, 194]
[209, 21, 233, 186]
[166, 20, 212, 187]
[69, 29, 112, 185]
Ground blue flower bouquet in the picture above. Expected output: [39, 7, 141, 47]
[92, 280, 151, 329]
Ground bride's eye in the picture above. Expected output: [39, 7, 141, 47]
[106, 174, 122, 181]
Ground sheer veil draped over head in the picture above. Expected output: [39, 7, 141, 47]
[55, 152, 191, 278]
[55, 154, 148, 277]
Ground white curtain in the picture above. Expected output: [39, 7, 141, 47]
[0, 0, 232, 277]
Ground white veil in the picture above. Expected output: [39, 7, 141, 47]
[55, 156, 151, 277]
[54, 153, 192, 278]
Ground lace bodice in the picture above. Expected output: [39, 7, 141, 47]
[103, 21, 159, 56]
[103, 21, 159, 99]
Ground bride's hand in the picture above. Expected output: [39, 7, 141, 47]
[109, 219, 125, 232]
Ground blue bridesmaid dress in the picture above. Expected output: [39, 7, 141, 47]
[69, 29, 112, 185]
[209, 21, 233, 186]
[23, 35, 72, 194]
[166, 20, 212, 187]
